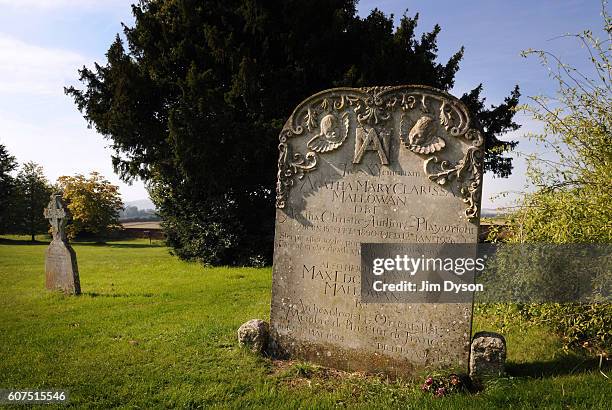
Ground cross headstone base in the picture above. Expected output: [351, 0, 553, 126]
[45, 239, 81, 295]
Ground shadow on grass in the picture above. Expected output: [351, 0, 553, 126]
[0, 237, 164, 248]
[82, 291, 155, 298]
[0, 238, 50, 245]
[508, 355, 610, 377]
[72, 242, 165, 249]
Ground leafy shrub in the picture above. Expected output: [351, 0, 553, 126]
[519, 303, 611, 355]
[498, 10, 612, 356]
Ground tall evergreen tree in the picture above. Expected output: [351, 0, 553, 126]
[0, 144, 17, 234]
[13, 162, 53, 241]
[67, 0, 521, 265]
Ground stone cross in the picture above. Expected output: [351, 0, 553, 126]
[43, 192, 80, 294]
[44, 194, 67, 241]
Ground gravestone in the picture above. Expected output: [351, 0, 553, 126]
[270, 86, 483, 376]
[44, 193, 81, 295]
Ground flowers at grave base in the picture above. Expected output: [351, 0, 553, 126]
[420, 376, 434, 391]
[421, 373, 466, 397]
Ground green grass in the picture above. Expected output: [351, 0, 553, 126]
[0, 237, 610, 409]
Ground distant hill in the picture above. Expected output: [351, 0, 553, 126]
[480, 208, 497, 218]
[119, 198, 159, 222]
[481, 208, 508, 218]
[125, 198, 156, 210]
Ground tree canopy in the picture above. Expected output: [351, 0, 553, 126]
[13, 162, 53, 241]
[57, 172, 124, 240]
[67, 0, 521, 265]
[0, 144, 17, 234]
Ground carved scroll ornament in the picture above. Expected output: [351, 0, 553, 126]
[275, 85, 484, 221]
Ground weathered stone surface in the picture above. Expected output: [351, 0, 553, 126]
[469, 331, 506, 379]
[270, 86, 483, 377]
[238, 319, 270, 353]
[44, 193, 81, 295]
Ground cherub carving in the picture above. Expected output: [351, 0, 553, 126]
[307, 113, 349, 153]
[401, 114, 445, 154]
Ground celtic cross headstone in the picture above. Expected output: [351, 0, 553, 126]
[43, 193, 81, 294]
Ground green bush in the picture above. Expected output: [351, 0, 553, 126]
[498, 12, 612, 357]
[475, 303, 611, 355]
[519, 303, 612, 354]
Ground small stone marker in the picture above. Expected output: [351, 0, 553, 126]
[469, 331, 506, 379]
[270, 86, 484, 376]
[237, 319, 270, 354]
[43, 193, 81, 295]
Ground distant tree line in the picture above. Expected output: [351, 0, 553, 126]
[0, 144, 124, 241]
[119, 206, 160, 221]
[0, 146, 52, 241]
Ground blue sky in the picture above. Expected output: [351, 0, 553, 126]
[0, 0, 607, 208]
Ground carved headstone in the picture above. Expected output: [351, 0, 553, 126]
[44, 193, 81, 295]
[270, 86, 483, 376]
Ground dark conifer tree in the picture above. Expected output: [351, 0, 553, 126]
[67, 0, 520, 265]
[13, 162, 53, 241]
[0, 144, 17, 233]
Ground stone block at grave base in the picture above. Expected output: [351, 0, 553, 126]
[469, 331, 506, 379]
[238, 319, 269, 353]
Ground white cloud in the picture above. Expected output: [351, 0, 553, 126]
[0, 34, 86, 95]
[0, 33, 145, 201]
[0, 0, 128, 9]
[0, 109, 148, 201]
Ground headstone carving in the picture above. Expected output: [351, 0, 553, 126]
[270, 85, 483, 376]
[44, 193, 81, 294]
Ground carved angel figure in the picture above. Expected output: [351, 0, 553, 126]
[401, 114, 446, 154]
[307, 113, 349, 153]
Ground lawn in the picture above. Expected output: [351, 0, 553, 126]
[0, 237, 609, 409]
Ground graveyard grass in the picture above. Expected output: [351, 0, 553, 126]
[0, 237, 609, 409]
